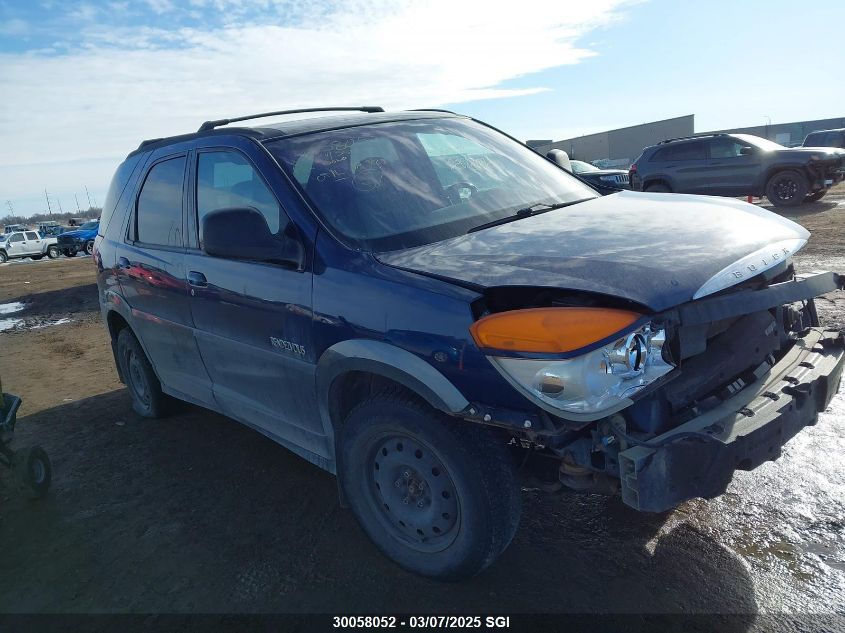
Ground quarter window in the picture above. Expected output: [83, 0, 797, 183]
[136, 156, 186, 247]
[196, 151, 285, 243]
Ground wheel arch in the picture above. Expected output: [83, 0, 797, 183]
[642, 175, 673, 191]
[317, 340, 471, 438]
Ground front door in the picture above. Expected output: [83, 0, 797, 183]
[6, 233, 27, 257]
[117, 152, 212, 405]
[183, 147, 321, 453]
[705, 137, 762, 196]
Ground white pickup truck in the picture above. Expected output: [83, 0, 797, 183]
[0, 230, 60, 263]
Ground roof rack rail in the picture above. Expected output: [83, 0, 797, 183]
[657, 132, 727, 145]
[198, 106, 385, 132]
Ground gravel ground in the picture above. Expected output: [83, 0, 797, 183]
[0, 187, 843, 629]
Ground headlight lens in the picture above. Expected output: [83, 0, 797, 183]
[486, 322, 673, 416]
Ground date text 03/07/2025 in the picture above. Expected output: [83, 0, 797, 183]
[332, 615, 511, 629]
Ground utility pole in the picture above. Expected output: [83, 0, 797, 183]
[84, 185, 96, 209]
[74, 194, 81, 212]
[57, 199, 64, 214]
[5, 200, 12, 214]
[44, 189, 53, 218]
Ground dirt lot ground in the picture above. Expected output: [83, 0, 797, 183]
[1, 188, 844, 628]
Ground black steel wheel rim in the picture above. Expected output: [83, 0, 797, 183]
[366, 434, 460, 553]
[773, 175, 798, 201]
[125, 349, 150, 407]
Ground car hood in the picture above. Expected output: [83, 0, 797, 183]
[778, 147, 845, 161]
[376, 191, 810, 312]
[60, 228, 94, 239]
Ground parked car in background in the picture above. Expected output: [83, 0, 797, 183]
[0, 230, 60, 263]
[95, 106, 844, 580]
[3, 224, 28, 235]
[629, 133, 845, 206]
[41, 225, 73, 238]
[567, 159, 631, 194]
[803, 128, 845, 150]
[57, 220, 99, 257]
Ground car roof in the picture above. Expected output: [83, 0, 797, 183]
[806, 128, 845, 135]
[128, 110, 463, 158]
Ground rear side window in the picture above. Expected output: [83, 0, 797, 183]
[25, 232, 39, 240]
[100, 154, 143, 236]
[136, 156, 186, 247]
[196, 151, 286, 243]
[658, 140, 706, 161]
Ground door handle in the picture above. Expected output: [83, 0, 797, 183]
[118, 257, 130, 269]
[187, 271, 208, 288]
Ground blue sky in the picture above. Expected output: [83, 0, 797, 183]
[1, 0, 843, 217]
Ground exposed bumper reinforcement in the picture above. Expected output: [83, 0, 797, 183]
[618, 327, 845, 512]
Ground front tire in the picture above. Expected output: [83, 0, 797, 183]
[84, 240, 94, 256]
[766, 170, 808, 207]
[47, 245, 60, 259]
[645, 182, 671, 193]
[31, 255, 43, 260]
[805, 189, 827, 203]
[13, 446, 52, 498]
[63, 250, 75, 258]
[117, 328, 166, 418]
[339, 392, 521, 580]
[0, 250, 7, 263]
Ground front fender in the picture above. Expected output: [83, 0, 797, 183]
[316, 339, 470, 432]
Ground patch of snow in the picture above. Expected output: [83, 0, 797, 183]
[30, 318, 73, 329]
[0, 318, 23, 332]
[0, 302, 25, 315]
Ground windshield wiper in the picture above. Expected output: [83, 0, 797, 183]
[467, 198, 593, 234]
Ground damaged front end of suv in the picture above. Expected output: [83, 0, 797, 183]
[380, 192, 845, 513]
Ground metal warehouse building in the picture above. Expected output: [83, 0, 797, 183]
[529, 115, 845, 167]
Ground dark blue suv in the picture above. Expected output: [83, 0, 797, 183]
[95, 107, 844, 579]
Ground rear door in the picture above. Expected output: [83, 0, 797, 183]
[654, 140, 709, 193]
[118, 150, 213, 404]
[183, 141, 321, 452]
[24, 232, 43, 255]
[705, 137, 762, 196]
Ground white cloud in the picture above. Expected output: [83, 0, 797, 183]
[0, 0, 629, 215]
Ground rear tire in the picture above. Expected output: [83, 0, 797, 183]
[47, 245, 60, 259]
[765, 170, 808, 207]
[84, 240, 94, 256]
[645, 182, 671, 193]
[805, 189, 827, 203]
[339, 392, 521, 580]
[117, 328, 166, 418]
[0, 250, 7, 263]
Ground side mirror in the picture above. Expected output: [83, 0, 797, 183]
[202, 207, 304, 268]
[546, 149, 572, 172]
[739, 146, 755, 156]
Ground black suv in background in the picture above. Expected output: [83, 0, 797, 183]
[803, 128, 845, 150]
[630, 133, 845, 206]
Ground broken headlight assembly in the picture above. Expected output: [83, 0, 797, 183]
[470, 308, 674, 417]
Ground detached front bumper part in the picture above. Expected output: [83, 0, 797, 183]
[619, 327, 845, 512]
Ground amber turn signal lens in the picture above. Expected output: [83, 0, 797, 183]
[469, 307, 641, 354]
